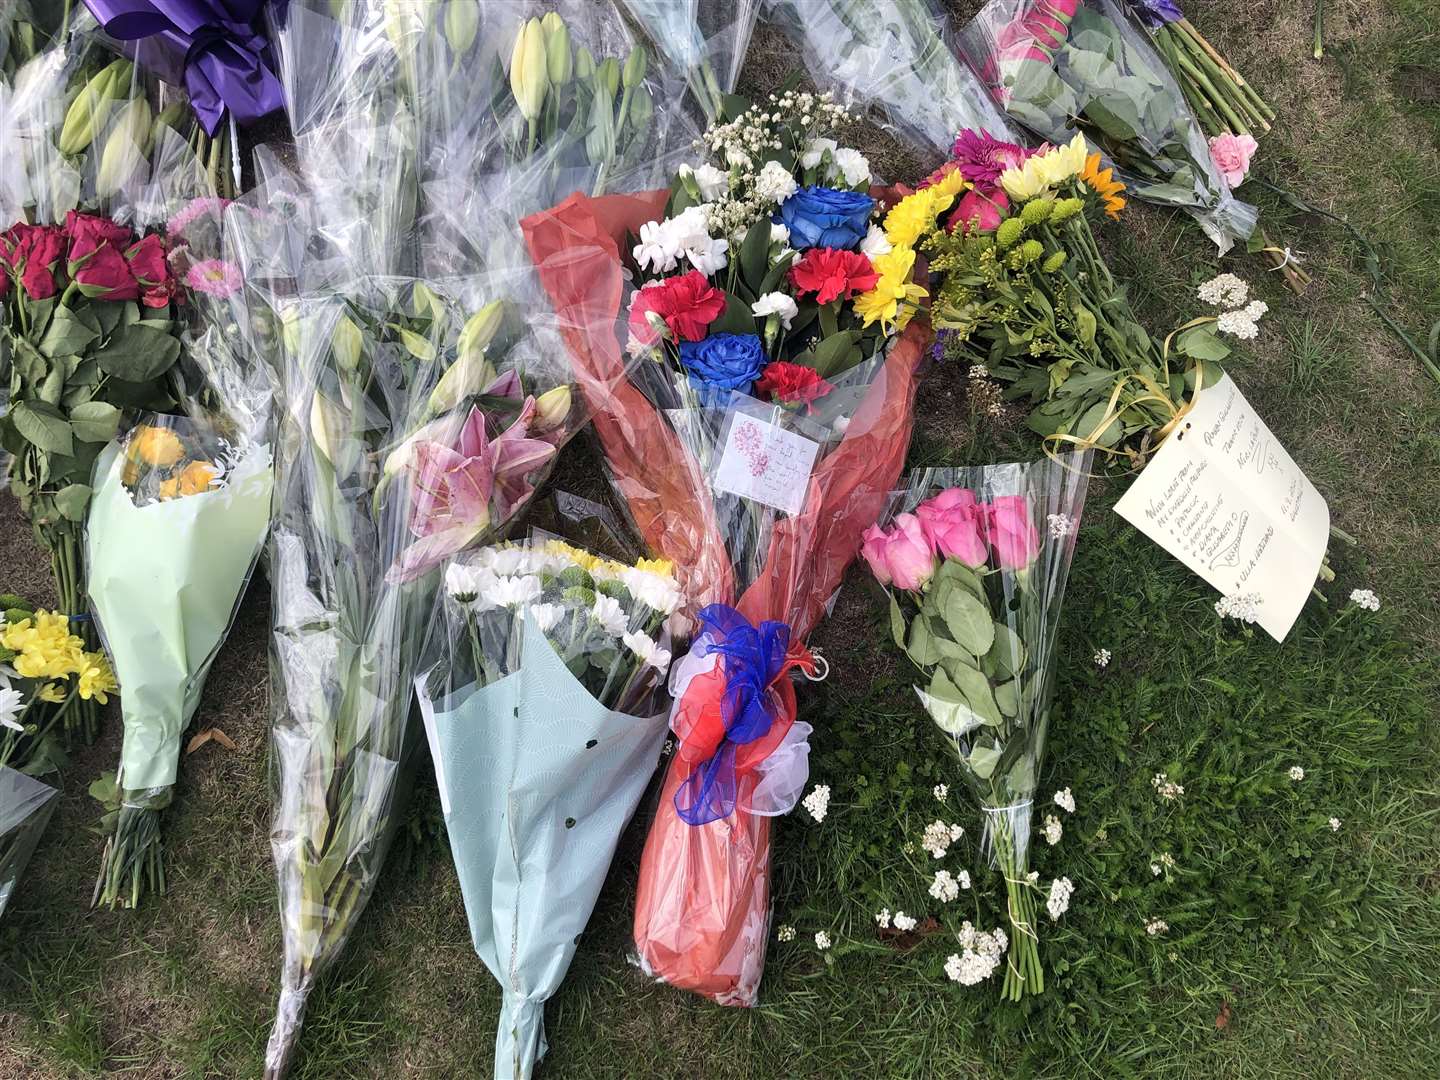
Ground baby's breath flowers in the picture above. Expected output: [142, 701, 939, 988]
[1152, 773, 1185, 801]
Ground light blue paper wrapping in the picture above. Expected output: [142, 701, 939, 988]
[0, 765, 59, 918]
[419, 619, 667, 1080]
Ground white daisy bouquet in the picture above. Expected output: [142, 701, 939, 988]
[415, 536, 680, 1079]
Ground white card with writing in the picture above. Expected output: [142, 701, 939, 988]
[1114, 374, 1329, 642]
[714, 411, 820, 516]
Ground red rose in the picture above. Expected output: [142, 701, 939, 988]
[74, 241, 140, 301]
[63, 210, 134, 265]
[628, 270, 727, 345]
[126, 234, 176, 308]
[754, 361, 834, 413]
[788, 248, 879, 305]
[1, 223, 67, 300]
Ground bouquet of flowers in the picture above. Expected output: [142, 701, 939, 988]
[919, 130, 1263, 466]
[0, 595, 117, 919]
[416, 535, 680, 1078]
[952, 0, 1257, 252]
[862, 456, 1090, 999]
[617, 0, 758, 121]
[524, 90, 940, 1005]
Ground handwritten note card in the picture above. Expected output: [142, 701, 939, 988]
[1114, 374, 1329, 642]
[714, 412, 820, 516]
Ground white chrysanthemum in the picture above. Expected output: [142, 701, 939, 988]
[801, 137, 838, 171]
[754, 160, 799, 203]
[622, 567, 683, 615]
[1046, 877, 1074, 921]
[802, 783, 831, 822]
[1288, 765, 1305, 781]
[445, 562, 494, 603]
[859, 224, 891, 259]
[1197, 273, 1249, 308]
[929, 870, 961, 903]
[478, 546, 532, 577]
[1349, 588, 1380, 611]
[526, 602, 564, 633]
[591, 594, 629, 635]
[814, 930, 832, 950]
[0, 684, 25, 732]
[1053, 788, 1075, 814]
[892, 911, 917, 932]
[684, 161, 729, 201]
[623, 630, 672, 671]
[1042, 814, 1063, 846]
[832, 147, 870, 187]
[875, 908, 891, 929]
[485, 574, 543, 609]
[752, 291, 799, 329]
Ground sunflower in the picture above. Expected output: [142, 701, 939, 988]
[1080, 153, 1126, 219]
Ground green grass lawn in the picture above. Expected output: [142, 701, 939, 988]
[3, 1, 1439, 1077]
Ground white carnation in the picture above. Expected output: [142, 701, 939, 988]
[832, 147, 870, 187]
[801, 137, 837, 171]
[754, 160, 799, 203]
[685, 162, 729, 201]
[859, 224, 891, 259]
[752, 291, 799, 329]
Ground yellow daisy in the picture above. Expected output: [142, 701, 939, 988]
[76, 651, 118, 704]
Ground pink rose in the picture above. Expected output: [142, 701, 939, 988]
[982, 496, 1040, 570]
[861, 514, 937, 592]
[916, 488, 989, 568]
[1207, 133, 1258, 189]
[951, 187, 1010, 234]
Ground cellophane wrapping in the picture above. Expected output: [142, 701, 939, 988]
[874, 455, 1089, 998]
[415, 534, 679, 1078]
[762, 0, 1020, 157]
[952, 0, 1257, 250]
[0, 765, 59, 920]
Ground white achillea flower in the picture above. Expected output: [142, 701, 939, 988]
[1349, 588, 1381, 611]
[902, 841, 915, 855]
[957, 869, 971, 890]
[922, 820, 957, 858]
[1288, 766, 1305, 781]
[892, 911, 918, 932]
[1197, 273, 1249, 308]
[875, 908, 891, 929]
[1215, 592, 1263, 623]
[929, 870, 961, 903]
[1150, 862, 1162, 877]
[1093, 648, 1111, 668]
[752, 291, 799, 329]
[777, 925, 795, 942]
[1216, 300, 1268, 339]
[1046, 512, 1074, 538]
[814, 930, 832, 950]
[1329, 817, 1341, 832]
[1159, 852, 1176, 870]
[1152, 773, 1185, 801]
[949, 823, 964, 842]
[1053, 788, 1076, 814]
[1046, 877, 1074, 921]
[622, 631, 672, 671]
[1042, 814, 1063, 846]
[945, 922, 1007, 985]
[525, 603, 563, 633]
[933, 783, 949, 801]
[1145, 918, 1169, 936]
[802, 784, 831, 822]
[754, 159, 799, 203]
[859, 223, 892, 259]
[832, 147, 871, 187]
[590, 594, 628, 635]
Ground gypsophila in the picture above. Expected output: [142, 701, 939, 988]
[1042, 814, 1063, 846]
[802, 784, 831, 822]
[1145, 918, 1169, 936]
[892, 911, 918, 932]
[1215, 591, 1263, 624]
[1053, 788, 1075, 814]
[1349, 588, 1381, 611]
[929, 870, 961, 903]
[777, 924, 795, 942]
[1288, 766, 1305, 781]
[875, 908, 891, 929]
[1093, 647, 1111, 668]
[1047, 513, 1074, 538]
[933, 784, 949, 801]
[1046, 877, 1075, 921]
[814, 931, 832, 950]
[1197, 273, 1250, 308]
[1329, 817, 1341, 831]
[1152, 772, 1185, 801]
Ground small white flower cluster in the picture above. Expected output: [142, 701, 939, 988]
[1196, 273, 1266, 338]
[1151, 851, 1176, 877]
[1349, 588, 1381, 611]
[1145, 918, 1169, 936]
[777, 924, 796, 942]
[1216, 300, 1269, 340]
[944, 922, 1008, 986]
[1329, 816, 1341, 832]
[1093, 647, 1111, 669]
[1214, 591, 1263, 623]
[1046, 877, 1075, 921]
[1288, 765, 1305, 782]
[814, 930, 832, 951]
[802, 783, 831, 823]
[799, 136, 871, 188]
[1152, 772, 1185, 801]
[1046, 513, 1074, 539]
[874, 908, 891, 929]
[1042, 814, 1063, 846]
[929, 869, 969, 903]
[921, 819, 964, 859]
[632, 204, 729, 276]
[1197, 273, 1249, 307]
[933, 783, 949, 801]
[892, 911, 918, 932]
[1053, 788, 1076, 814]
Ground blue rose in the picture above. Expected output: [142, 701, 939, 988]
[679, 333, 767, 401]
[776, 185, 875, 250]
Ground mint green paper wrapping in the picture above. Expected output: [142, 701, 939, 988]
[418, 618, 667, 1080]
[0, 765, 59, 919]
[85, 440, 273, 791]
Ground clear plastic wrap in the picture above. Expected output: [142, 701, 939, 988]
[762, 0, 1019, 158]
[415, 534, 678, 1078]
[862, 454, 1090, 998]
[952, 0, 1257, 250]
[523, 96, 939, 1005]
[0, 765, 59, 920]
[616, 0, 759, 121]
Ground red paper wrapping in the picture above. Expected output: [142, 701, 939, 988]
[522, 193, 931, 1005]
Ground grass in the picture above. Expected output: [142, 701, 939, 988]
[3, 1, 1440, 1077]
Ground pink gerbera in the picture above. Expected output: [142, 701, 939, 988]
[949, 129, 1032, 187]
[185, 258, 242, 298]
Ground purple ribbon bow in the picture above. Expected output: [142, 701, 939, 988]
[83, 0, 283, 135]
[1124, 0, 1185, 30]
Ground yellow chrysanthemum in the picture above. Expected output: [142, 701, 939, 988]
[634, 557, 674, 579]
[1080, 152, 1126, 219]
[164, 460, 219, 499]
[544, 539, 602, 572]
[1001, 134, 1090, 202]
[1, 610, 86, 680]
[1000, 157, 1049, 202]
[37, 682, 67, 703]
[129, 425, 185, 468]
[882, 170, 967, 249]
[76, 651, 117, 704]
[853, 247, 928, 332]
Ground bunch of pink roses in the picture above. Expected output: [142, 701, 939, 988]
[861, 486, 1040, 590]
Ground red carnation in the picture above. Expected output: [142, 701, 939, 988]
[628, 270, 727, 345]
[755, 361, 834, 413]
[126, 233, 177, 308]
[1, 223, 66, 300]
[788, 248, 879, 305]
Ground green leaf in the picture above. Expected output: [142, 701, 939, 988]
[1177, 323, 1232, 363]
[89, 771, 120, 808]
[994, 678, 1020, 717]
[968, 742, 1002, 780]
[758, 251, 797, 295]
[70, 401, 121, 443]
[981, 623, 1028, 681]
[54, 482, 92, 521]
[947, 662, 1004, 728]
[739, 217, 771, 294]
[1073, 400, 1123, 448]
[888, 592, 907, 652]
[38, 306, 99, 359]
[807, 329, 863, 378]
[942, 587, 995, 656]
[934, 559, 986, 603]
[95, 322, 181, 382]
[1072, 303, 1097, 350]
[922, 668, 985, 736]
[12, 400, 73, 456]
[709, 290, 757, 337]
